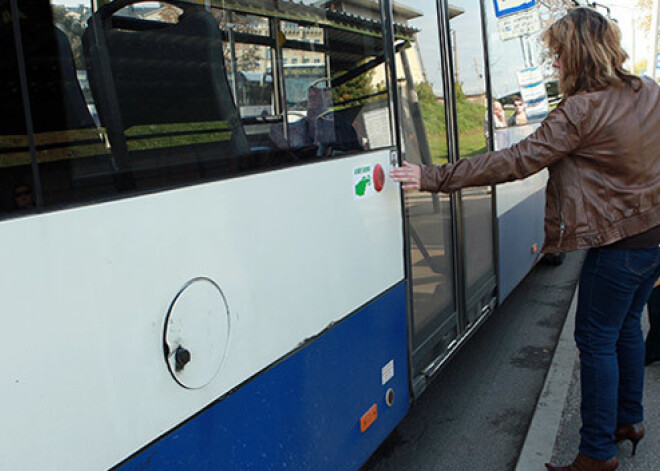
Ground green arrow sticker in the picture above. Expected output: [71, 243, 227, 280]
[354, 165, 373, 200]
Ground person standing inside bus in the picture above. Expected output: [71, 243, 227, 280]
[392, 7, 660, 471]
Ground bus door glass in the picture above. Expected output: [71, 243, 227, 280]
[449, 0, 496, 327]
[398, 0, 459, 384]
[483, 1, 567, 300]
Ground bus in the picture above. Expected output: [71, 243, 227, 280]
[0, 0, 572, 469]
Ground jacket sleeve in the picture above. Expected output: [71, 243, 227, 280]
[421, 98, 585, 192]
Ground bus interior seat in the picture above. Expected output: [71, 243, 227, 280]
[0, 0, 96, 208]
[314, 110, 363, 157]
[0, 1, 95, 135]
[269, 84, 362, 157]
[82, 1, 250, 179]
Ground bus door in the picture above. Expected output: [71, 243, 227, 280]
[448, 0, 497, 329]
[396, 0, 459, 395]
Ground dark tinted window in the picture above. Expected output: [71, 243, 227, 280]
[1, 0, 397, 216]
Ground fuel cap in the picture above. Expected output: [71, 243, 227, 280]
[163, 277, 230, 389]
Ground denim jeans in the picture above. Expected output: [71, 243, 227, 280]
[576, 246, 660, 460]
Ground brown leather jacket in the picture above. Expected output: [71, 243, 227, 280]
[420, 77, 660, 253]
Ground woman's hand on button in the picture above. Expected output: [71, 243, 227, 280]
[390, 161, 421, 190]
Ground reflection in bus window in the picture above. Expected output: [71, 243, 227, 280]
[449, 0, 495, 328]
[484, 1, 568, 150]
[1, 0, 402, 216]
[450, 1, 488, 160]
[396, 0, 457, 371]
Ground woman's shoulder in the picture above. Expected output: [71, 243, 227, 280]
[550, 94, 592, 124]
[556, 85, 629, 117]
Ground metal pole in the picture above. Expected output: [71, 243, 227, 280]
[648, 0, 659, 80]
[631, 17, 636, 73]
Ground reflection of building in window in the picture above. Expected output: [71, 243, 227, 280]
[281, 21, 324, 69]
[317, 1, 426, 87]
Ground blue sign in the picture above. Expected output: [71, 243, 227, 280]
[493, 0, 537, 18]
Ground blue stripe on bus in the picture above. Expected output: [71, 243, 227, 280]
[498, 187, 546, 301]
[116, 281, 409, 471]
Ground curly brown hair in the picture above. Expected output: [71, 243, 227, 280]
[542, 7, 640, 96]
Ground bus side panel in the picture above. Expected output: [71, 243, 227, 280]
[117, 282, 409, 471]
[496, 172, 547, 301]
[0, 150, 404, 470]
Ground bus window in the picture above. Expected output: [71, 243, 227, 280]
[219, 13, 274, 119]
[483, 1, 566, 150]
[2, 0, 399, 216]
[1, 0, 95, 215]
[276, 16, 393, 155]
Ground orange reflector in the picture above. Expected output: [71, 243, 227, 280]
[360, 404, 378, 433]
[531, 243, 538, 254]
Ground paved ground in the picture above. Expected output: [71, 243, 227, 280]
[517, 284, 660, 471]
[362, 251, 585, 470]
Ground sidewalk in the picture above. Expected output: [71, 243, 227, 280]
[516, 287, 660, 471]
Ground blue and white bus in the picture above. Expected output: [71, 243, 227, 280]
[0, 0, 571, 469]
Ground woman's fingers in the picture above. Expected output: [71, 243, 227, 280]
[390, 161, 421, 190]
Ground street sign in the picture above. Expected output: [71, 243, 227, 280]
[497, 7, 542, 41]
[493, 0, 536, 18]
[517, 66, 549, 120]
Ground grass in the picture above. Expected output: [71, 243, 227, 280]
[416, 82, 488, 165]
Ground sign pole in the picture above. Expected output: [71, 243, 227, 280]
[648, 0, 659, 80]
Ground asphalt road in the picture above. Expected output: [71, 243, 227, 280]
[362, 251, 585, 471]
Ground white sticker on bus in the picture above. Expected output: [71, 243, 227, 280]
[381, 360, 394, 385]
[354, 164, 374, 200]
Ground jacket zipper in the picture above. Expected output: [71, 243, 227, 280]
[555, 181, 565, 248]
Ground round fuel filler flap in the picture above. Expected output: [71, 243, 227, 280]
[163, 278, 230, 389]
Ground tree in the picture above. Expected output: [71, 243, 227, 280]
[52, 5, 87, 69]
[237, 46, 261, 71]
[636, 0, 660, 69]
[637, 0, 652, 32]
[331, 64, 375, 106]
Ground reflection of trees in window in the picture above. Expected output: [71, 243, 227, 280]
[52, 5, 88, 69]
[332, 64, 375, 106]
[238, 46, 262, 71]
[414, 81, 486, 162]
[454, 82, 487, 158]
[415, 81, 447, 164]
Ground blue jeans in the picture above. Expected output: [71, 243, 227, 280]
[576, 246, 660, 460]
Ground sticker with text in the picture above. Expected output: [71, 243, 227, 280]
[353, 165, 374, 200]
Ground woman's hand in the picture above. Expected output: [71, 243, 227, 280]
[389, 161, 422, 190]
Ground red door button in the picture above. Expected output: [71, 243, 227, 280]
[373, 164, 385, 192]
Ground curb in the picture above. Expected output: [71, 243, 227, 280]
[515, 286, 579, 471]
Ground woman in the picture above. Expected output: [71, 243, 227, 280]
[391, 8, 660, 471]
[492, 100, 507, 128]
